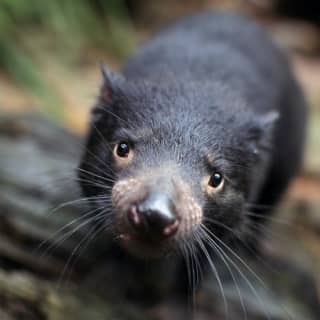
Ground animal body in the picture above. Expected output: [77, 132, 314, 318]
[78, 10, 306, 293]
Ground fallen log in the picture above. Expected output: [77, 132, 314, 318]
[0, 113, 319, 319]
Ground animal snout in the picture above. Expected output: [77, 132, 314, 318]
[128, 192, 180, 239]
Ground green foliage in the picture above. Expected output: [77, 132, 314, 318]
[0, 0, 136, 120]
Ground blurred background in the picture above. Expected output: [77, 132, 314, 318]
[0, 1, 319, 319]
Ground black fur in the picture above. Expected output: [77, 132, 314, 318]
[78, 11, 307, 292]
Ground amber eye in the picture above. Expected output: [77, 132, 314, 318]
[208, 172, 224, 189]
[115, 142, 130, 158]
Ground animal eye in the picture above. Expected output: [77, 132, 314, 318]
[115, 142, 130, 158]
[208, 172, 224, 189]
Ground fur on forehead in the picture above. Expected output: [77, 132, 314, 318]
[94, 65, 279, 156]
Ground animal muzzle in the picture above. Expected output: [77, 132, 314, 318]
[128, 192, 180, 240]
[112, 173, 202, 256]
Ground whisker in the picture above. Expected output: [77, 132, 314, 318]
[245, 203, 276, 211]
[58, 213, 110, 286]
[193, 231, 229, 319]
[78, 168, 116, 184]
[77, 137, 114, 171]
[202, 225, 294, 320]
[201, 225, 271, 320]
[47, 195, 110, 216]
[38, 205, 111, 259]
[91, 123, 114, 154]
[198, 225, 248, 320]
[245, 211, 293, 227]
[73, 177, 114, 192]
[180, 238, 195, 309]
[186, 237, 200, 310]
[247, 222, 292, 245]
[98, 107, 134, 129]
[202, 216, 284, 275]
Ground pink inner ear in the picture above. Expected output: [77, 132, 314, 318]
[100, 64, 114, 104]
[100, 84, 112, 104]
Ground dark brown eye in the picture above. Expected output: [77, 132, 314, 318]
[208, 172, 223, 189]
[116, 142, 130, 158]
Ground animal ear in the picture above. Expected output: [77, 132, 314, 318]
[99, 64, 124, 104]
[91, 65, 124, 122]
[247, 111, 279, 154]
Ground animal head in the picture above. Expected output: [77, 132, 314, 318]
[78, 65, 278, 258]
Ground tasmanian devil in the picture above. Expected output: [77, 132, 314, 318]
[78, 11, 307, 293]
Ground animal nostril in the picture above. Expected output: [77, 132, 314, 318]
[128, 205, 142, 228]
[141, 207, 179, 237]
[128, 192, 179, 238]
[163, 219, 180, 236]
